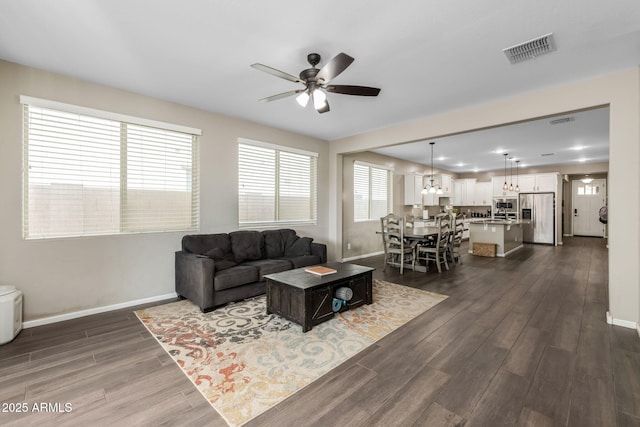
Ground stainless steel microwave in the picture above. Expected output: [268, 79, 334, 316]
[494, 198, 517, 211]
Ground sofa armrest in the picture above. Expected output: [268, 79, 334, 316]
[175, 251, 215, 311]
[310, 242, 327, 263]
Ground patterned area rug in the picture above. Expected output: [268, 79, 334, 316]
[135, 280, 447, 426]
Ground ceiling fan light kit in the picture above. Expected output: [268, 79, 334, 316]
[251, 52, 381, 114]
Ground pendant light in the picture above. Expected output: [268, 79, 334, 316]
[508, 157, 514, 191]
[422, 142, 443, 195]
[515, 160, 520, 192]
[502, 153, 509, 191]
[581, 174, 593, 184]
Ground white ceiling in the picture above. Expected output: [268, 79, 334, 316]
[372, 106, 610, 173]
[0, 1, 639, 153]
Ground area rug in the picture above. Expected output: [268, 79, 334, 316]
[135, 280, 447, 426]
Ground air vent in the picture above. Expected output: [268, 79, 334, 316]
[541, 153, 555, 157]
[550, 116, 575, 125]
[503, 33, 557, 64]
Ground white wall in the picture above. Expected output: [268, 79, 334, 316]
[329, 67, 640, 328]
[0, 60, 329, 321]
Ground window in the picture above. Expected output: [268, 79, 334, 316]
[22, 97, 200, 239]
[354, 161, 392, 221]
[238, 139, 317, 227]
[577, 183, 600, 195]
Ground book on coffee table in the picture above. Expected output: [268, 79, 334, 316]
[304, 266, 337, 276]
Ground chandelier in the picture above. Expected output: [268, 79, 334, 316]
[422, 142, 443, 195]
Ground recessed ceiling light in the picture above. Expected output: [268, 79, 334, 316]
[437, 156, 446, 161]
[473, 168, 479, 173]
[457, 162, 465, 167]
[578, 157, 587, 162]
[571, 145, 586, 151]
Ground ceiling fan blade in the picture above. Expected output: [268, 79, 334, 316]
[325, 85, 381, 96]
[251, 63, 303, 84]
[316, 52, 354, 84]
[258, 89, 304, 103]
[316, 99, 330, 114]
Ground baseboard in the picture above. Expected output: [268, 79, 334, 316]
[22, 292, 178, 329]
[563, 233, 573, 237]
[342, 250, 384, 262]
[606, 311, 639, 330]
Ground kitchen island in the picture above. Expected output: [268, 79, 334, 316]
[468, 220, 525, 257]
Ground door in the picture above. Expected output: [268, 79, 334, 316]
[572, 179, 606, 237]
[533, 193, 555, 244]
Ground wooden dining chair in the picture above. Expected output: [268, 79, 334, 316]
[415, 214, 450, 273]
[449, 214, 465, 264]
[380, 214, 414, 274]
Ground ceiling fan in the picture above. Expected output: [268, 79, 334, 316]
[251, 52, 381, 114]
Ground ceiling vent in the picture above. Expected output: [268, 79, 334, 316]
[503, 33, 557, 64]
[550, 116, 575, 125]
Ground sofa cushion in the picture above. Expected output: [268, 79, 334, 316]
[286, 254, 322, 269]
[229, 231, 264, 263]
[262, 229, 297, 259]
[182, 233, 231, 256]
[243, 259, 293, 281]
[203, 248, 237, 271]
[284, 235, 313, 257]
[213, 265, 260, 291]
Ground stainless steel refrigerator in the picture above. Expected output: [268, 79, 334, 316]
[519, 193, 555, 244]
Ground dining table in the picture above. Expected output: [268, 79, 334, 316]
[377, 225, 441, 272]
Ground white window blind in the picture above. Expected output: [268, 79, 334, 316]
[238, 140, 317, 227]
[354, 161, 392, 221]
[23, 103, 199, 239]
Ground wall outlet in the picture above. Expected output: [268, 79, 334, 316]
[347, 243, 351, 250]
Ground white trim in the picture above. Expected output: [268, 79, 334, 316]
[238, 137, 319, 158]
[606, 311, 638, 330]
[354, 160, 394, 171]
[342, 250, 385, 262]
[20, 95, 202, 136]
[637, 322, 640, 339]
[22, 292, 177, 329]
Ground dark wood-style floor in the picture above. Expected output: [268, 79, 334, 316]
[1, 237, 639, 426]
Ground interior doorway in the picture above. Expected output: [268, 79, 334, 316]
[572, 179, 607, 237]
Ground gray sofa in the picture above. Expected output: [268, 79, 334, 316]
[175, 229, 327, 312]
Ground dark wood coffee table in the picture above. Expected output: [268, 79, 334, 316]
[264, 262, 374, 332]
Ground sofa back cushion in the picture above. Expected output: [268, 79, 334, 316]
[229, 230, 264, 263]
[182, 233, 231, 255]
[262, 229, 297, 258]
[284, 235, 313, 257]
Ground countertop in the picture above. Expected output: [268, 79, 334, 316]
[469, 219, 529, 225]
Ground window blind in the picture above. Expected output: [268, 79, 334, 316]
[353, 161, 392, 221]
[238, 140, 317, 227]
[23, 103, 199, 239]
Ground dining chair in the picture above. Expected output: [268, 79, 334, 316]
[380, 214, 414, 274]
[448, 214, 465, 265]
[415, 214, 450, 273]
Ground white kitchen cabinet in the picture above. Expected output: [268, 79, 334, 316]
[516, 174, 536, 192]
[474, 182, 492, 205]
[453, 180, 465, 205]
[514, 173, 558, 193]
[440, 174, 453, 196]
[454, 179, 491, 206]
[534, 173, 558, 192]
[404, 173, 424, 205]
[453, 179, 476, 205]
